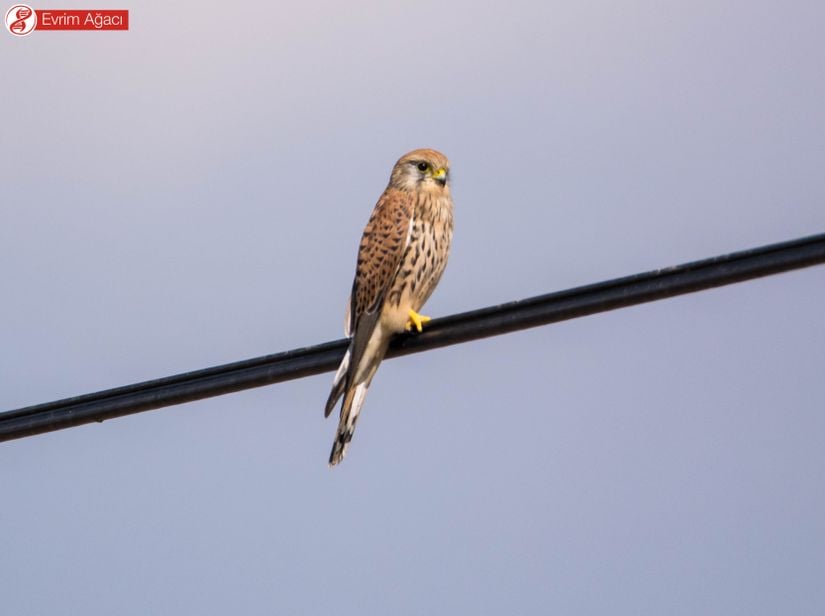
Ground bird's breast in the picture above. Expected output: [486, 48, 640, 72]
[382, 195, 453, 332]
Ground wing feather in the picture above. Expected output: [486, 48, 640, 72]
[327, 189, 415, 416]
[350, 188, 416, 330]
[345, 189, 415, 382]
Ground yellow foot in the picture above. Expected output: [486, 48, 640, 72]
[405, 309, 431, 333]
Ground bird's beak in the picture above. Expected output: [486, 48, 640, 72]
[433, 167, 448, 185]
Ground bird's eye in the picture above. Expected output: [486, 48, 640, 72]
[417, 162, 429, 172]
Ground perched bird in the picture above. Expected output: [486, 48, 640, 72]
[325, 148, 454, 466]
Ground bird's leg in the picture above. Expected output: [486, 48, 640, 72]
[405, 309, 431, 333]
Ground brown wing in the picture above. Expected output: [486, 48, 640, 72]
[349, 188, 415, 329]
[325, 189, 415, 417]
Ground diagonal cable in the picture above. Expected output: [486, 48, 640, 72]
[2, 232, 824, 443]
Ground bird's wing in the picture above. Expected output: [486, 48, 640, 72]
[349, 187, 415, 364]
[325, 189, 415, 417]
[352, 189, 416, 321]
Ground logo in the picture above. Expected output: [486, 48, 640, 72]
[5, 4, 37, 35]
[4, 5, 128, 34]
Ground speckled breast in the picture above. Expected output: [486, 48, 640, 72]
[386, 194, 454, 311]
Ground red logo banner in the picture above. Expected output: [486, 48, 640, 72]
[35, 9, 128, 30]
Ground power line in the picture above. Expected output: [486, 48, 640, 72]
[2, 232, 824, 443]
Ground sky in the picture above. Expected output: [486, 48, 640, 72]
[1, 1, 824, 614]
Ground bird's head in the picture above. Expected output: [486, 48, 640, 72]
[389, 148, 451, 193]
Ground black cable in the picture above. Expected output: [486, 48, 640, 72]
[2, 232, 824, 443]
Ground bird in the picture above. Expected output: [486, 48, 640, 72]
[324, 148, 454, 466]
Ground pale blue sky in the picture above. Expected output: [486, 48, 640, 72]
[1, 1, 823, 614]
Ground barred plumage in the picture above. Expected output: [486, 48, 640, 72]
[325, 149, 454, 466]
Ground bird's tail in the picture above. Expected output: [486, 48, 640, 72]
[324, 346, 351, 418]
[328, 380, 370, 466]
[325, 317, 388, 466]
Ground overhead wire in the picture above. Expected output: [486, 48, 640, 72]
[1, 232, 823, 443]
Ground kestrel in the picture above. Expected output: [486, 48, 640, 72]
[325, 148, 454, 466]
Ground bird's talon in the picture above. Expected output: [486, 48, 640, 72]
[406, 309, 431, 333]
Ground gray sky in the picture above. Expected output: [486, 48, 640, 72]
[2, 1, 823, 614]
